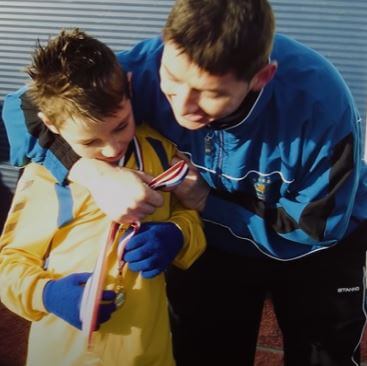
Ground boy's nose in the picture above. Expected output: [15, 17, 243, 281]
[101, 143, 122, 158]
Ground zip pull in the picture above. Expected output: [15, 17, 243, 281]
[204, 130, 214, 155]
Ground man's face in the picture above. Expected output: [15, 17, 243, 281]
[159, 41, 251, 130]
[58, 98, 135, 163]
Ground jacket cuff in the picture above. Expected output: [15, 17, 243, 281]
[32, 278, 53, 313]
[168, 217, 206, 269]
[201, 189, 221, 222]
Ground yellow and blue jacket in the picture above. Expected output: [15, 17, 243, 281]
[0, 124, 206, 366]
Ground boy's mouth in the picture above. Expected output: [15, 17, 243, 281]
[99, 150, 125, 164]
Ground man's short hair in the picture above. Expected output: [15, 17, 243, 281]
[163, 0, 275, 81]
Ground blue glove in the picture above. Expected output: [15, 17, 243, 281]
[42, 272, 117, 330]
[123, 222, 183, 279]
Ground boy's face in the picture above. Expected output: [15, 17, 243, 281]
[56, 98, 135, 163]
[159, 41, 252, 130]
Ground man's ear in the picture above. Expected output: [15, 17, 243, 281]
[249, 61, 278, 91]
[127, 72, 133, 98]
[37, 112, 60, 134]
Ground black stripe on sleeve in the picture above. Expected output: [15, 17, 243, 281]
[211, 189, 299, 234]
[299, 133, 354, 241]
[210, 133, 354, 242]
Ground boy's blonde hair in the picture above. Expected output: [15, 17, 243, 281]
[27, 28, 129, 126]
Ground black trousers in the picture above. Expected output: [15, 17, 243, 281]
[166, 224, 367, 366]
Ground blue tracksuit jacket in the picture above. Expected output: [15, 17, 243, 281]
[3, 33, 367, 260]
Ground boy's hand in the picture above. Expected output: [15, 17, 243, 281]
[42, 272, 116, 330]
[123, 222, 183, 278]
[69, 159, 163, 224]
[171, 156, 210, 212]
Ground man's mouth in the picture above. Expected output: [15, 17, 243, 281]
[182, 113, 208, 123]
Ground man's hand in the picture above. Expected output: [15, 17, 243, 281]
[171, 156, 210, 212]
[69, 158, 163, 224]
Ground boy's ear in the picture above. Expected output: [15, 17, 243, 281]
[249, 61, 278, 91]
[37, 112, 60, 134]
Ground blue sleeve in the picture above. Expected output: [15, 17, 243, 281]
[2, 38, 163, 184]
[116, 37, 165, 126]
[2, 86, 79, 184]
[202, 106, 362, 259]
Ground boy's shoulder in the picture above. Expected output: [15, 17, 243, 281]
[135, 123, 176, 150]
[17, 163, 87, 198]
[20, 163, 57, 185]
[10, 164, 59, 213]
[134, 123, 177, 172]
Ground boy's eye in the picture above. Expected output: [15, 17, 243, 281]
[81, 139, 97, 146]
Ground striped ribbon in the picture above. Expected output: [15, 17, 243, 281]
[80, 159, 189, 347]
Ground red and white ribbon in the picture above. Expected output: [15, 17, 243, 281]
[80, 160, 189, 347]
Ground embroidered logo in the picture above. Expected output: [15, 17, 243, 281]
[252, 176, 273, 201]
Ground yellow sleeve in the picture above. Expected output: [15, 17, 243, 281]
[168, 196, 206, 269]
[0, 164, 60, 321]
[158, 129, 206, 269]
[135, 124, 206, 269]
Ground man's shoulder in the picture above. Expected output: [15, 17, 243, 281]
[115, 36, 163, 71]
[3, 85, 28, 102]
[271, 33, 355, 116]
[2, 85, 29, 122]
[272, 33, 347, 89]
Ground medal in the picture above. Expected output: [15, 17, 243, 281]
[114, 224, 139, 308]
[115, 286, 126, 307]
[115, 268, 126, 308]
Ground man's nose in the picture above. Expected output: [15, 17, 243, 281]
[175, 86, 199, 115]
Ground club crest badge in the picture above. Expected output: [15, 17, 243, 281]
[252, 176, 273, 201]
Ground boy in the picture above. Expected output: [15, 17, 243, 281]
[0, 29, 205, 366]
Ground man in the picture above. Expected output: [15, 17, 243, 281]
[3, 0, 367, 365]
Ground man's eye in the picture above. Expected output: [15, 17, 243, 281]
[116, 124, 127, 132]
[114, 123, 128, 133]
[163, 71, 179, 83]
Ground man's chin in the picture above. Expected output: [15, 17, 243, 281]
[176, 118, 209, 130]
